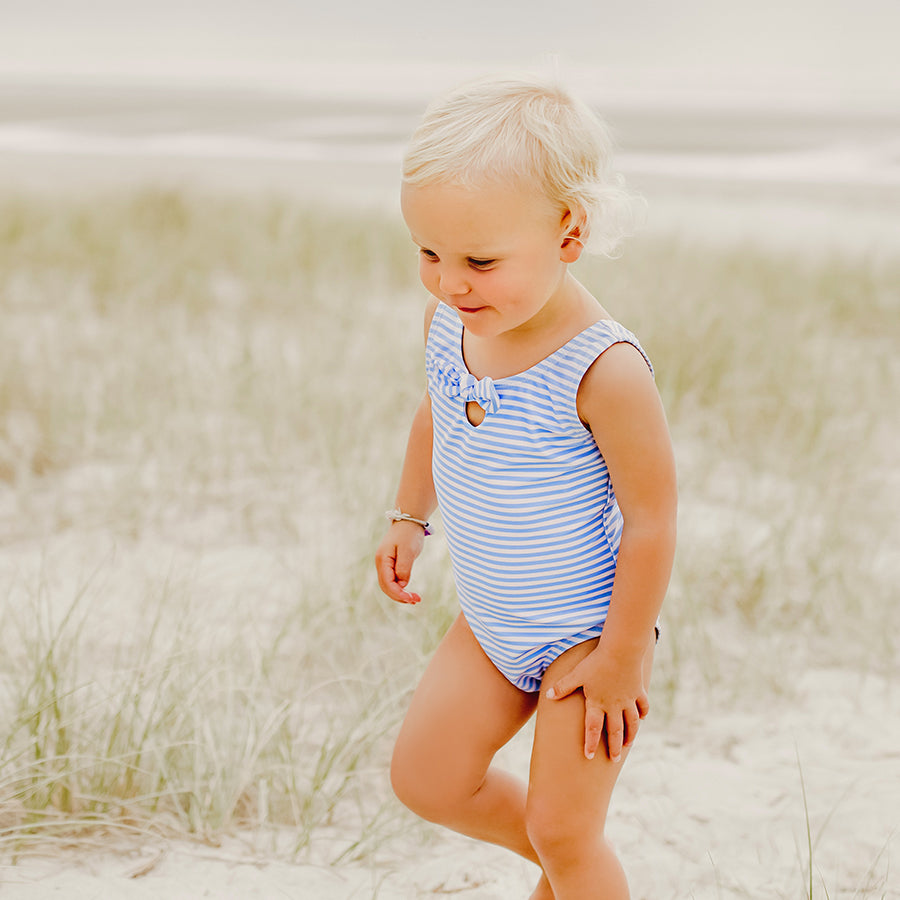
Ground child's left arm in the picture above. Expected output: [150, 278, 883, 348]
[546, 341, 677, 763]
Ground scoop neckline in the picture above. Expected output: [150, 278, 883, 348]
[455, 311, 617, 384]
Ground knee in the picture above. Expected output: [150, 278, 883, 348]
[389, 739, 426, 813]
[389, 739, 453, 823]
[525, 796, 601, 870]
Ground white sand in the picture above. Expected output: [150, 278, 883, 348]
[3, 667, 897, 898]
[1, 132, 897, 899]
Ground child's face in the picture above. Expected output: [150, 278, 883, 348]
[400, 179, 575, 339]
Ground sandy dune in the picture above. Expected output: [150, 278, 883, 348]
[4, 666, 897, 898]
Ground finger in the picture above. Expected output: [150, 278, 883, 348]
[374, 549, 391, 588]
[386, 579, 422, 604]
[545, 660, 584, 700]
[374, 546, 399, 590]
[393, 546, 422, 604]
[393, 544, 417, 588]
[636, 691, 650, 719]
[605, 713, 625, 763]
[623, 705, 641, 748]
[395, 585, 421, 604]
[584, 706, 605, 761]
[375, 548, 420, 604]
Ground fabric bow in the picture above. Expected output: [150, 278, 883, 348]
[434, 364, 501, 414]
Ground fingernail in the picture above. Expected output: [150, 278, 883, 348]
[586, 751, 594, 760]
[545, 688, 555, 700]
[612, 754, 621, 763]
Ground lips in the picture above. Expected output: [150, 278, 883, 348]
[456, 305, 486, 314]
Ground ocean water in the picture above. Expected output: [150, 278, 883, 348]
[1, 1, 898, 253]
[2, 78, 898, 188]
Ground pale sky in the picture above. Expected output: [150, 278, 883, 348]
[0, 0, 897, 107]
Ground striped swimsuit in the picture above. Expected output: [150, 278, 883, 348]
[426, 301, 653, 692]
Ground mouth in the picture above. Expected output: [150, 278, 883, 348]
[455, 305, 486, 314]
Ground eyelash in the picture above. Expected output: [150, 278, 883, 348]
[418, 249, 495, 270]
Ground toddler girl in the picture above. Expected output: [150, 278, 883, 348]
[375, 73, 677, 900]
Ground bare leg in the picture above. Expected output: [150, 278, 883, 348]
[391, 613, 541, 864]
[526, 633, 656, 900]
[529, 873, 555, 900]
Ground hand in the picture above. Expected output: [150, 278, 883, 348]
[546, 644, 649, 762]
[375, 522, 426, 605]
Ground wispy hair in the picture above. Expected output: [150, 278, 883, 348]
[402, 73, 643, 257]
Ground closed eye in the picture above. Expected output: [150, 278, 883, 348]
[468, 258, 496, 270]
[418, 248, 438, 262]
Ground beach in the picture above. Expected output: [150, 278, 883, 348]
[2, 667, 898, 898]
[2, 76, 899, 252]
[1, 65, 899, 899]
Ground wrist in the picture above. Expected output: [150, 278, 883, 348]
[385, 508, 432, 536]
[598, 625, 654, 661]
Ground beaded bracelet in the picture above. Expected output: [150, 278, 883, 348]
[385, 508, 432, 536]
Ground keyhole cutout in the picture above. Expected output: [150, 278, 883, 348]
[466, 401, 486, 427]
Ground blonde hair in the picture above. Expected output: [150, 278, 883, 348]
[402, 73, 642, 257]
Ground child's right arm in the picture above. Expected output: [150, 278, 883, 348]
[375, 298, 439, 605]
[374, 392, 436, 605]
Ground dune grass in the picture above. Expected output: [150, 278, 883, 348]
[0, 189, 897, 891]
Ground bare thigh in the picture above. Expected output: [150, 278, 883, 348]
[527, 633, 656, 840]
[391, 613, 538, 808]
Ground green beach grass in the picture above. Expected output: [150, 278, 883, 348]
[0, 189, 897, 894]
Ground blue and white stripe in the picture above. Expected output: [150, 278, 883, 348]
[426, 301, 653, 692]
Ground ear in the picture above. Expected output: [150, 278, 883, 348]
[559, 209, 586, 263]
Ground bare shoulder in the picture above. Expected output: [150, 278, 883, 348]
[577, 341, 675, 519]
[576, 341, 663, 439]
[577, 341, 655, 406]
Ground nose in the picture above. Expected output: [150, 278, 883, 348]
[438, 265, 471, 297]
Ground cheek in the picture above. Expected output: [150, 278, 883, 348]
[418, 258, 437, 291]
[482, 271, 519, 301]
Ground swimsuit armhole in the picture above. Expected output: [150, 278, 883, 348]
[575, 336, 654, 432]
